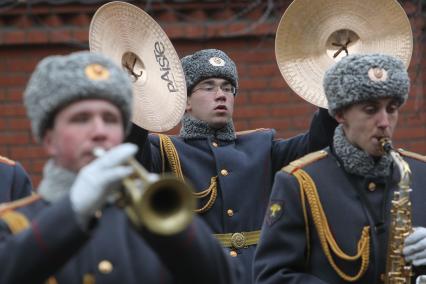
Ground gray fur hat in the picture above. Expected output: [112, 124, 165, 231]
[323, 53, 409, 116]
[24, 51, 133, 141]
[181, 49, 238, 95]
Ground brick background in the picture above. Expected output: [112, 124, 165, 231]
[0, 0, 424, 187]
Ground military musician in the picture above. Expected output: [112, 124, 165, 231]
[0, 51, 237, 284]
[128, 48, 338, 284]
[253, 54, 426, 284]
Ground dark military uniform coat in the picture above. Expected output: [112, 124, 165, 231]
[0, 194, 237, 284]
[128, 109, 337, 284]
[253, 148, 426, 284]
[0, 156, 32, 202]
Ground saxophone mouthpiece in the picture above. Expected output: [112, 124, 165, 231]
[379, 137, 393, 153]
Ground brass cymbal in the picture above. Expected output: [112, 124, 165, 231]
[275, 0, 413, 108]
[89, 1, 186, 132]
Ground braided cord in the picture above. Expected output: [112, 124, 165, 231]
[193, 176, 218, 213]
[293, 169, 370, 282]
[300, 184, 311, 265]
[158, 134, 217, 213]
[158, 134, 184, 180]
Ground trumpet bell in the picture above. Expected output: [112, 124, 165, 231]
[123, 174, 196, 236]
[93, 147, 195, 236]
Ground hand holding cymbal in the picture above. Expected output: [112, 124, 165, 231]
[89, 1, 187, 132]
[275, 0, 413, 108]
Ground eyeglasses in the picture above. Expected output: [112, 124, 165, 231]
[192, 84, 236, 96]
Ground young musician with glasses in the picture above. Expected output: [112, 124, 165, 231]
[127, 48, 338, 283]
[0, 51, 238, 284]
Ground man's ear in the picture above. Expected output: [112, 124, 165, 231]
[334, 110, 345, 124]
[42, 130, 56, 156]
[185, 96, 192, 112]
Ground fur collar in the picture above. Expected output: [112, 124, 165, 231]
[333, 125, 392, 178]
[180, 114, 236, 141]
[37, 160, 77, 203]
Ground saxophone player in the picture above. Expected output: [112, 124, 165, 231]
[254, 53, 426, 284]
[0, 51, 238, 284]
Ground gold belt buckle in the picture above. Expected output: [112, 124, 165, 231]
[231, 232, 246, 249]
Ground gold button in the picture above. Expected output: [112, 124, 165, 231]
[227, 209, 234, 217]
[98, 260, 113, 274]
[229, 250, 238, 257]
[94, 210, 102, 219]
[368, 182, 376, 192]
[220, 169, 229, 176]
[83, 274, 95, 284]
[212, 141, 218, 147]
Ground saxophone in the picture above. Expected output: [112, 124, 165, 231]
[380, 138, 413, 284]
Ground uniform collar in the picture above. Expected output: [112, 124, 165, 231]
[179, 114, 236, 141]
[37, 159, 77, 203]
[333, 125, 392, 178]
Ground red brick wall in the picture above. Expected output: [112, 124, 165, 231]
[0, 1, 424, 187]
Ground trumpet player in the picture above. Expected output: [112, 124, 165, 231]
[0, 51, 237, 284]
[254, 54, 426, 283]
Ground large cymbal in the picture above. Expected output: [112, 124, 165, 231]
[275, 0, 413, 108]
[89, 1, 186, 132]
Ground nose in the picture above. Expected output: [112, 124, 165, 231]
[376, 109, 391, 129]
[215, 87, 227, 101]
[91, 117, 108, 141]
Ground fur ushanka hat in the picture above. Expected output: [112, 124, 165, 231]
[323, 53, 409, 116]
[181, 49, 238, 95]
[24, 51, 133, 141]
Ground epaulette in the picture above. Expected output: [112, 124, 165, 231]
[236, 128, 269, 136]
[0, 194, 41, 214]
[398, 148, 426, 163]
[0, 155, 15, 166]
[0, 194, 41, 235]
[281, 150, 328, 174]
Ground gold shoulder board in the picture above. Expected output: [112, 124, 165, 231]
[0, 194, 41, 214]
[236, 128, 269, 136]
[282, 150, 328, 174]
[398, 148, 426, 163]
[1, 210, 30, 234]
[0, 155, 15, 166]
[0, 195, 41, 234]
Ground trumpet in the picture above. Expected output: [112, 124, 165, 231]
[93, 147, 195, 236]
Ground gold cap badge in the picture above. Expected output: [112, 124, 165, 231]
[85, 63, 110, 81]
[209, 57, 225, 67]
[368, 67, 388, 82]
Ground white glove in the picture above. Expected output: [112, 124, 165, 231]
[403, 227, 426, 266]
[416, 275, 426, 284]
[70, 143, 137, 228]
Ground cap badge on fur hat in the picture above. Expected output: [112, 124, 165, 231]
[85, 63, 110, 81]
[181, 49, 238, 93]
[368, 68, 388, 82]
[24, 51, 133, 142]
[323, 53, 409, 116]
[209, 57, 225, 67]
